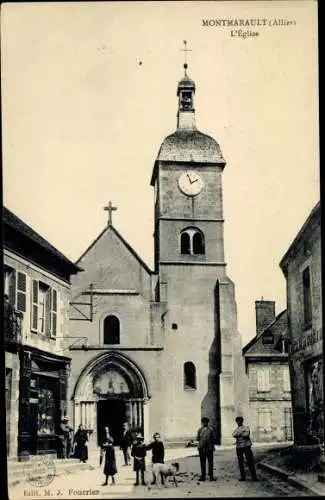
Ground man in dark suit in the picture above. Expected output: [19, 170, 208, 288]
[120, 422, 132, 466]
[196, 417, 217, 481]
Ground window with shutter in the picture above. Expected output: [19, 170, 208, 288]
[257, 367, 270, 392]
[45, 288, 52, 336]
[4, 266, 16, 306]
[51, 289, 57, 338]
[258, 409, 272, 432]
[31, 280, 39, 332]
[16, 271, 27, 312]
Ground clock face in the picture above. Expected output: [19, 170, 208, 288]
[178, 171, 204, 196]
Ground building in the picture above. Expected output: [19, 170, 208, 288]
[4, 207, 81, 457]
[280, 201, 323, 447]
[67, 62, 247, 448]
[243, 300, 293, 443]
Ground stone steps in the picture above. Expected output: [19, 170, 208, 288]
[7, 457, 94, 487]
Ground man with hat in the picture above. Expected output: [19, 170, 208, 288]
[58, 415, 73, 459]
[196, 417, 217, 481]
[131, 432, 147, 486]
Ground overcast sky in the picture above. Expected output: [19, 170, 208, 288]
[2, 1, 319, 345]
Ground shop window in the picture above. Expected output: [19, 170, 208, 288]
[184, 361, 196, 390]
[31, 280, 58, 337]
[103, 315, 120, 344]
[180, 228, 205, 255]
[38, 386, 56, 435]
[303, 267, 312, 327]
[257, 366, 270, 392]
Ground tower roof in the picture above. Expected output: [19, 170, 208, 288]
[157, 129, 225, 164]
[150, 130, 225, 185]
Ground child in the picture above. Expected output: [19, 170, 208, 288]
[146, 432, 165, 485]
[100, 437, 117, 486]
[131, 433, 147, 486]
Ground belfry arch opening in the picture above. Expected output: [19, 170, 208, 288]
[73, 352, 149, 447]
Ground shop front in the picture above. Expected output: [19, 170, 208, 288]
[18, 346, 70, 457]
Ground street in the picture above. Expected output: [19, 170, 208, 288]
[9, 446, 309, 499]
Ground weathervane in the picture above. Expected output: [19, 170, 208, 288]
[180, 40, 192, 76]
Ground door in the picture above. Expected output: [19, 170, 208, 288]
[97, 399, 126, 446]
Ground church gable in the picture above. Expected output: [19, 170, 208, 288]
[71, 225, 152, 300]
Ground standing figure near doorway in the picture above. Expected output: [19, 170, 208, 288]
[57, 416, 73, 459]
[74, 424, 88, 462]
[120, 422, 132, 466]
[131, 433, 147, 486]
[100, 436, 117, 486]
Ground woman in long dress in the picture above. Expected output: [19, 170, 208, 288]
[100, 436, 117, 486]
[73, 424, 88, 462]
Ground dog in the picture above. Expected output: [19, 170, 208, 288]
[148, 462, 180, 488]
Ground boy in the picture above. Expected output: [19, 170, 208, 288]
[146, 432, 165, 485]
[131, 433, 147, 486]
[232, 416, 258, 481]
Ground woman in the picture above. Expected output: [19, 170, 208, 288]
[100, 436, 117, 486]
[73, 424, 88, 462]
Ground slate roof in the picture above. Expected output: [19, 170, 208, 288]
[243, 310, 288, 356]
[156, 130, 225, 164]
[3, 206, 81, 274]
[280, 201, 321, 273]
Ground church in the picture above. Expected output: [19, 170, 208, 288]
[67, 58, 247, 448]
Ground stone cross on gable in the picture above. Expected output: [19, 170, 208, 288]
[103, 201, 117, 225]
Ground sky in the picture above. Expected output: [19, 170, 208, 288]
[1, 1, 319, 345]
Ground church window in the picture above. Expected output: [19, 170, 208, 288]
[180, 232, 191, 254]
[103, 315, 120, 344]
[180, 228, 205, 255]
[184, 361, 196, 390]
[193, 232, 204, 254]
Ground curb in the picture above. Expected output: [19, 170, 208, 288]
[258, 461, 323, 497]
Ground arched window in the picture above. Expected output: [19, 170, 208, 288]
[193, 232, 205, 255]
[180, 228, 205, 255]
[180, 232, 191, 254]
[103, 315, 120, 345]
[184, 361, 196, 390]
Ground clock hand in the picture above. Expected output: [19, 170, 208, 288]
[191, 178, 198, 184]
[187, 173, 192, 183]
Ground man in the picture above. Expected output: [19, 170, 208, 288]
[120, 422, 132, 466]
[232, 416, 258, 481]
[58, 416, 73, 459]
[146, 432, 165, 485]
[196, 417, 217, 481]
[131, 433, 147, 486]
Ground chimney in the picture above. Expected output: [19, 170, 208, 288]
[255, 300, 275, 336]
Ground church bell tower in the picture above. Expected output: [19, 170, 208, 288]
[150, 47, 247, 444]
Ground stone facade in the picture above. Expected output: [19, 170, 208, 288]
[243, 302, 293, 443]
[68, 67, 247, 448]
[280, 201, 323, 446]
[4, 207, 80, 456]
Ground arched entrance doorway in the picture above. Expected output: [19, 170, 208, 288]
[73, 352, 150, 447]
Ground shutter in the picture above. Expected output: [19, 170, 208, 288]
[265, 410, 272, 431]
[264, 367, 270, 391]
[31, 280, 39, 332]
[16, 272, 27, 312]
[45, 288, 52, 336]
[283, 367, 290, 392]
[9, 269, 16, 306]
[257, 369, 264, 392]
[51, 289, 57, 337]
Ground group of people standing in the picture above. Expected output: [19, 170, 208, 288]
[100, 423, 165, 487]
[57, 416, 88, 462]
[59, 415, 258, 486]
[196, 416, 258, 482]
